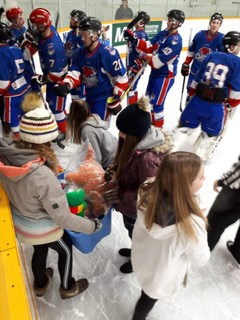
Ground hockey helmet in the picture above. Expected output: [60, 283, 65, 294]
[209, 12, 223, 24]
[29, 8, 52, 29]
[0, 22, 12, 42]
[79, 17, 102, 37]
[167, 9, 185, 26]
[134, 11, 150, 26]
[6, 6, 23, 22]
[70, 10, 86, 22]
[223, 31, 240, 53]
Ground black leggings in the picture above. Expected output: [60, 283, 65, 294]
[207, 186, 240, 258]
[132, 290, 158, 320]
[123, 215, 136, 239]
[32, 231, 75, 290]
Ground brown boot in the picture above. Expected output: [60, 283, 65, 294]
[59, 279, 89, 300]
[34, 267, 54, 297]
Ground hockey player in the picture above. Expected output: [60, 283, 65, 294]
[0, 22, 29, 138]
[124, 9, 185, 128]
[22, 8, 68, 139]
[181, 12, 224, 92]
[5, 6, 26, 46]
[179, 31, 240, 160]
[126, 11, 150, 104]
[65, 9, 86, 100]
[54, 17, 128, 121]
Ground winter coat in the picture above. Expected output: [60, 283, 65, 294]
[80, 114, 117, 169]
[132, 209, 210, 299]
[113, 126, 172, 219]
[0, 138, 96, 245]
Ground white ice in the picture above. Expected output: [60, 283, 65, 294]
[18, 51, 240, 320]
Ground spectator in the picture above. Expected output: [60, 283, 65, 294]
[115, 0, 133, 20]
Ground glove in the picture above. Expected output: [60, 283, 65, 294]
[123, 29, 137, 44]
[53, 82, 70, 97]
[31, 74, 47, 87]
[107, 95, 122, 115]
[138, 51, 150, 64]
[129, 59, 143, 83]
[93, 218, 103, 232]
[181, 63, 190, 77]
[21, 29, 38, 48]
[104, 186, 122, 205]
[105, 163, 117, 183]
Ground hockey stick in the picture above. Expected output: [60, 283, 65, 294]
[25, 48, 49, 111]
[55, 11, 60, 29]
[179, 28, 193, 112]
[127, 11, 148, 29]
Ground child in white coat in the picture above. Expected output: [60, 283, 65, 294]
[131, 151, 210, 320]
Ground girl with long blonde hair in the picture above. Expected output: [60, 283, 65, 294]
[131, 151, 210, 320]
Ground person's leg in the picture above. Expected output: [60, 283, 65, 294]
[119, 215, 136, 273]
[208, 187, 240, 250]
[132, 290, 158, 320]
[48, 232, 75, 290]
[32, 243, 50, 288]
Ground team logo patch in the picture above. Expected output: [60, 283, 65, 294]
[196, 46, 213, 62]
[48, 43, 55, 56]
[82, 66, 98, 87]
[172, 36, 178, 45]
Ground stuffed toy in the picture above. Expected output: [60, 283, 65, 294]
[66, 189, 87, 217]
[65, 143, 108, 217]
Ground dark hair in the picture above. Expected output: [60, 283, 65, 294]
[67, 100, 92, 144]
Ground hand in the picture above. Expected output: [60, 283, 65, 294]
[104, 186, 121, 205]
[107, 95, 122, 115]
[31, 74, 47, 87]
[93, 218, 103, 232]
[53, 82, 70, 97]
[123, 29, 137, 44]
[181, 63, 190, 77]
[138, 51, 150, 63]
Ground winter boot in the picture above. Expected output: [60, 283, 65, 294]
[59, 278, 89, 300]
[34, 267, 54, 297]
[120, 260, 133, 274]
[118, 248, 131, 257]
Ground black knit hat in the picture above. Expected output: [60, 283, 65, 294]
[116, 96, 151, 137]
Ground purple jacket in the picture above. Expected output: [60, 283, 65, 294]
[114, 127, 172, 219]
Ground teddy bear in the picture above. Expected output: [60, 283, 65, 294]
[65, 143, 108, 218]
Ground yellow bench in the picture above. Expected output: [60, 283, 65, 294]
[0, 182, 32, 320]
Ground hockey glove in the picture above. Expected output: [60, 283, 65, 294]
[31, 74, 47, 87]
[107, 95, 122, 115]
[123, 29, 137, 44]
[53, 82, 71, 97]
[181, 63, 190, 77]
[21, 29, 38, 48]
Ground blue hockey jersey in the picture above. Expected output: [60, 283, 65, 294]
[137, 29, 182, 78]
[0, 44, 28, 96]
[65, 42, 128, 101]
[38, 25, 67, 82]
[65, 29, 84, 65]
[190, 51, 240, 107]
[187, 30, 224, 76]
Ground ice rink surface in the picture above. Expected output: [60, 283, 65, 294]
[18, 51, 240, 320]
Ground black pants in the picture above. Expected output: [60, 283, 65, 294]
[123, 215, 136, 239]
[32, 231, 75, 290]
[207, 186, 240, 259]
[132, 290, 158, 320]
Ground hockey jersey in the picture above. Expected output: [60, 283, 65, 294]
[9, 25, 26, 46]
[65, 29, 84, 65]
[0, 44, 28, 96]
[137, 29, 182, 78]
[186, 30, 224, 76]
[128, 29, 148, 67]
[190, 51, 240, 107]
[38, 25, 67, 82]
[65, 42, 128, 101]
